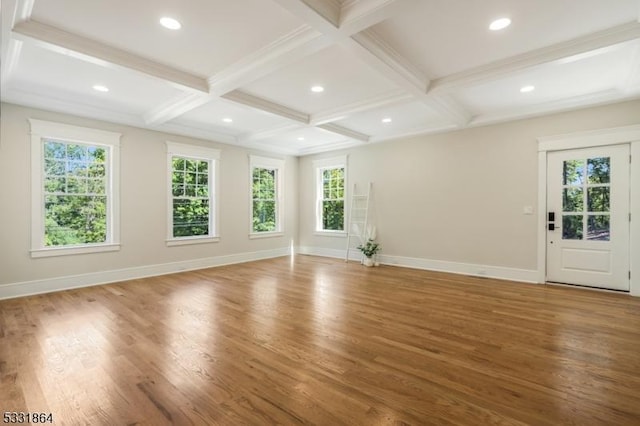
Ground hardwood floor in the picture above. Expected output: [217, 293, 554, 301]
[1, 255, 640, 425]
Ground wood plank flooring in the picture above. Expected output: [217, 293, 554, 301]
[1, 255, 640, 425]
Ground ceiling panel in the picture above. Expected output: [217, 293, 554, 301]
[241, 45, 399, 114]
[170, 98, 293, 136]
[453, 40, 640, 115]
[255, 126, 350, 151]
[11, 43, 184, 115]
[333, 100, 448, 137]
[30, 0, 304, 77]
[372, 0, 639, 78]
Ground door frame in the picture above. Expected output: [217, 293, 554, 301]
[537, 124, 640, 296]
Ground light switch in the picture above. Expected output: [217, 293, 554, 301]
[523, 206, 533, 215]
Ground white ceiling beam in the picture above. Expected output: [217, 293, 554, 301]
[310, 89, 411, 125]
[207, 25, 329, 95]
[339, 0, 412, 36]
[622, 42, 640, 93]
[317, 123, 370, 142]
[270, 0, 340, 33]
[223, 90, 310, 124]
[430, 21, 640, 93]
[12, 20, 210, 93]
[144, 93, 212, 126]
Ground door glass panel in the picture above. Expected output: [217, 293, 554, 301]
[563, 160, 584, 185]
[587, 187, 610, 212]
[562, 188, 584, 212]
[587, 157, 610, 184]
[562, 215, 583, 240]
[587, 215, 610, 241]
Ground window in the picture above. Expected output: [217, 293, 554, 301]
[166, 142, 220, 246]
[250, 156, 284, 237]
[29, 119, 121, 257]
[314, 156, 347, 233]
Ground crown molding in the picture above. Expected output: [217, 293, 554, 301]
[310, 89, 411, 125]
[222, 90, 309, 124]
[297, 138, 363, 156]
[430, 21, 640, 93]
[12, 20, 210, 93]
[2, 85, 146, 129]
[369, 122, 459, 143]
[469, 89, 640, 128]
[1, 0, 33, 89]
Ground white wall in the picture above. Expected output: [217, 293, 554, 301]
[0, 103, 298, 297]
[298, 100, 640, 282]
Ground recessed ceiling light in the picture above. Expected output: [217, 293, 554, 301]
[222, 118, 233, 123]
[489, 18, 511, 31]
[520, 85, 535, 93]
[92, 85, 109, 92]
[310, 85, 324, 93]
[297, 137, 305, 141]
[160, 17, 181, 30]
[381, 117, 392, 124]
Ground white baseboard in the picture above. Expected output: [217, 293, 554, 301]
[297, 246, 539, 283]
[0, 247, 291, 300]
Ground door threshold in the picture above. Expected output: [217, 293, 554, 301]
[546, 281, 629, 294]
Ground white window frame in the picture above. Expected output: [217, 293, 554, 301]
[29, 119, 121, 258]
[249, 155, 284, 239]
[166, 142, 220, 246]
[313, 155, 347, 236]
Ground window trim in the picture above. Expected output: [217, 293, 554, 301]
[166, 142, 220, 246]
[249, 155, 284, 238]
[313, 155, 347, 236]
[29, 119, 122, 258]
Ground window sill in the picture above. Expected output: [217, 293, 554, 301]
[314, 231, 347, 238]
[249, 231, 284, 240]
[31, 243, 121, 258]
[166, 236, 220, 247]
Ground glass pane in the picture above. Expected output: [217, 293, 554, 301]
[44, 195, 107, 246]
[172, 170, 184, 185]
[173, 157, 185, 171]
[587, 157, 610, 184]
[44, 141, 66, 159]
[66, 144, 87, 161]
[587, 215, 610, 241]
[87, 178, 105, 195]
[87, 163, 105, 178]
[45, 159, 65, 176]
[185, 159, 197, 172]
[196, 185, 208, 197]
[66, 177, 87, 194]
[587, 187, 609, 212]
[322, 200, 344, 231]
[186, 172, 197, 185]
[253, 200, 276, 232]
[562, 188, 583, 212]
[563, 160, 584, 185]
[67, 161, 88, 177]
[184, 184, 196, 197]
[87, 146, 106, 163]
[44, 177, 66, 193]
[172, 183, 184, 197]
[562, 215, 583, 240]
[196, 172, 208, 186]
[173, 198, 209, 237]
[197, 160, 208, 173]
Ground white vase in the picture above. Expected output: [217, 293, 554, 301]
[363, 257, 374, 267]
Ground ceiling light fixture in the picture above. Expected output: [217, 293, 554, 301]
[160, 17, 181, 30]
[381, 117, 392, 124]
[92, 85, 109, 92]
[222, 118, 233, 123]
[297, 137, 305, 141]
[489, 18, 511, 31]
[520, 85, 535, 93]
[310, 85, 324, 93]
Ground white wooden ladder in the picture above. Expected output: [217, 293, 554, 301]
[345, 182, 373, 262]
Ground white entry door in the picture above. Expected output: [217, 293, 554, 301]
[546, 144, 630, 290]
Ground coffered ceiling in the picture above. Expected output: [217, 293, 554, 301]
[2, 0, 639, 155]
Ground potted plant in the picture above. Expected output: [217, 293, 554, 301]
[357, 239, 380, 267]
